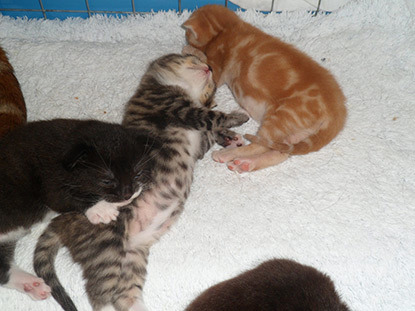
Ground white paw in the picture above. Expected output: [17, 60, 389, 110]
[129, 299, 148, 311]
[226, 134, 245, 149]
[85, 200, 120, 224]
[212, 149, 235, 163]
[6, 267, 51, 300]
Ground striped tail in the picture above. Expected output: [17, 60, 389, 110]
[34, 226, 78, 311]
[0, 46, 27, 139]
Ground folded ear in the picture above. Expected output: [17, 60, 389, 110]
[62, 143, 93, 171]
[182, 18, 201, 45]
[181, 19, 198, 40]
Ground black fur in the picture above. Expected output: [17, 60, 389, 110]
[0, 119, 155, 286]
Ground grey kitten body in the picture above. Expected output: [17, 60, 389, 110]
[34, 53, 248, 311]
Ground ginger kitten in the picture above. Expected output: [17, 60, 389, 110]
[182, 5, 347, 173]
[0, 45, 27, 138]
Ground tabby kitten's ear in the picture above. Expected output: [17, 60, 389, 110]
[62, 143, 93, 171]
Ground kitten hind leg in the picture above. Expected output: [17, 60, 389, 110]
[0, 231, 49, 300]
[4, 265, 51, 300]
[228, 150, 289, 173]
[212, 143, 270, 164]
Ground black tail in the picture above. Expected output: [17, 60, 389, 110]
[34, 226, 78, 311]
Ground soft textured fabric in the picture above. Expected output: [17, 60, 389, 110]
[0, 0, 414, 310]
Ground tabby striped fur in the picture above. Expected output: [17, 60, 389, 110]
[34, 208, 149, 311]
[34, 53, 248, 311]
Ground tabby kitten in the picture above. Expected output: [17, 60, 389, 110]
[0, 119, 154, 301]
[182, 5, 347, 172]
[0, 45, 27, 138]
[34, 53, 248, 311]
[185, 258, 351, 311]
[35, 207, 147, 311]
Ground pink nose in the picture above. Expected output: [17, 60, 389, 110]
[204, 66, 211, 74]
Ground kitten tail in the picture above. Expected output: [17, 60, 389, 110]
[34, 229, 78, 311]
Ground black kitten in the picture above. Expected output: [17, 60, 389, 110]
[0, 119, 154, 300]
[186, 258, 351, 311]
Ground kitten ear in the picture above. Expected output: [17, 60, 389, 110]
[62, 143, 93, 171]
[181, 20, 198, 40]
[182, 13, 218, 47]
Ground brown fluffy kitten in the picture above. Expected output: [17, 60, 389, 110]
[182, 5, 347, 173]
[0, 45, 27, 138]
[185, 259, 351, 311]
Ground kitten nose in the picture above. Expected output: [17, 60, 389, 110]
[122, 186, 133, 201]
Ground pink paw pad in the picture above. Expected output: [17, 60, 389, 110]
[225, 134, 245, 149]
[227, 164, 236, 171]
[240, 162, 251, 171]
[24, 282, 50, 300]
[228, 158, 254, 173]
[7, 267, 51, 300]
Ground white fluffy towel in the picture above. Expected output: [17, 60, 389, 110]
[0, 0, 414, 310]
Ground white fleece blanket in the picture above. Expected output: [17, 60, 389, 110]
[0, 0, 414, 310]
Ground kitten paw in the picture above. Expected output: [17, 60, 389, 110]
[215, 129, 245, 148]
[23, 281, 51, 300]
[212, 148, 238, 163]
[226, 134, 245, 149]
[85, 200, 120, 224]
[227, 158, 253, 173]
[224, 111, 249, 128]
[6, 267, 51, 300]
[130, 299, 149, 311]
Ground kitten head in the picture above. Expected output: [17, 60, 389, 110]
[182, 5, 239, 49]
[147, 53, 216, 108]
[62, 122, 155, 204]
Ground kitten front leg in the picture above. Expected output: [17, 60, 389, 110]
[219, 111, 250, 130]
[85, 200, 120, 224]
[85, 190, 142, 224]
[170, 106, 248, 131]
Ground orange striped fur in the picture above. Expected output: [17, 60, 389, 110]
[0, 46, 27, 139]
[182, 5, 347, 173]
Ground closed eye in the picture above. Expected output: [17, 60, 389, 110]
[100, 179, 117, 188]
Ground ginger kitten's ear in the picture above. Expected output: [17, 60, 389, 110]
[181, 19, 198, 40]
[182, 19, 202, 47]
[182, 14, 214, 48]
